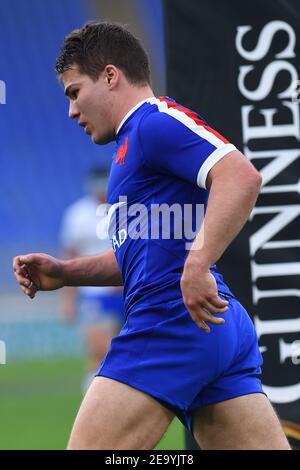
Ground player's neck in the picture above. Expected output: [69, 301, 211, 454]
[114, 85, 155, 134]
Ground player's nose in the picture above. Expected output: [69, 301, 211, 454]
[68, 101, 79, 119]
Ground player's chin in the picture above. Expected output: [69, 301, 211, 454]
[92, 131, 114, 145]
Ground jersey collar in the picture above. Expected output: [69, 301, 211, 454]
[116, 97, 156, 136]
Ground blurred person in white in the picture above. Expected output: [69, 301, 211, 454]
[60, 168, 124, 392]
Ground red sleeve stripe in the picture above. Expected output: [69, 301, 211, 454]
[158, 96, 229, 144]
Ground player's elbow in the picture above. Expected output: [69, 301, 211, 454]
[245, 167, 262, 195]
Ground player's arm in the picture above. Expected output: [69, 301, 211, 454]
[194, 149, 261, 263]
[13, 249, 122, 299]
[181, 150, 262, 331]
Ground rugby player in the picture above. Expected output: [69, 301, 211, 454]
[13, 22, 290, 450]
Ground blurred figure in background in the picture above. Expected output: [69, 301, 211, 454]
[60, 168, 124, 392]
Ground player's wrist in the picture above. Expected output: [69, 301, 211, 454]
[184, 250, 212, 273]
[60, 259, 72, 286]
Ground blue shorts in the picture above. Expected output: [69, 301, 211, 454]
[78, 293, 124, 327]
[96, 293, 264, 431]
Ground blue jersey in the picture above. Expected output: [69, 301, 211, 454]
[99, 97, 264, 430]
[107, 97, 237, 315]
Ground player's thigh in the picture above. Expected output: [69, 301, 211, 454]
[68, 376, 174, 450]
[192, 393, 290, 450]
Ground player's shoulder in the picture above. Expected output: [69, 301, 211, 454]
[139, 97, 204, 156]
[139, 97, 189, 139]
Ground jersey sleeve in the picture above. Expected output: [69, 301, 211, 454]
[139, 105, 237, 189]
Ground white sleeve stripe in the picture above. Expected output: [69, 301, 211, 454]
[197, 144, 237, 189]
[154, 99, 228, 148]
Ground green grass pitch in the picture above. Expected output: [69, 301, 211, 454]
[0, 358, 184, 450]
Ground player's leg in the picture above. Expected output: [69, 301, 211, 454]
[192, 393, 291, 450]
[67, 376, 174, 450]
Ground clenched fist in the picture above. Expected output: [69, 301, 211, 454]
[13, 253, 65, 299]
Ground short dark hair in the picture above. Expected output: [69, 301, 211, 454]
[55, 21, 151, 85]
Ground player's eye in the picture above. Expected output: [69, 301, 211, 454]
[70, 89, 79, 100]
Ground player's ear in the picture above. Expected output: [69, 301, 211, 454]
[104, 65, 118, 88]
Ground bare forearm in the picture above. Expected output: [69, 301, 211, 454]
[62, 249, 123, 287]
[61, 249, 79, 298]
[189, 172, 261, 269]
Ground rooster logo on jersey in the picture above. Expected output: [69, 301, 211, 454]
[116, 136, 129, 166]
